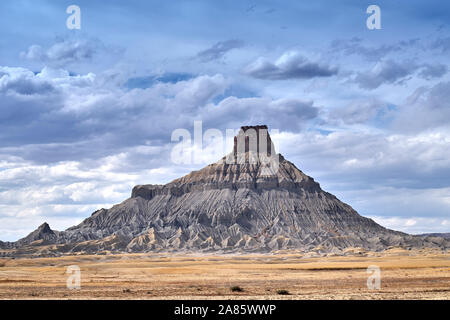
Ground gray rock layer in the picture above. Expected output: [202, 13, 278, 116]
[2, 126, 449, 256]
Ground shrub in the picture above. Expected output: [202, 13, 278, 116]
[230, 286, 244, 292]
[277, 289, 290, 295]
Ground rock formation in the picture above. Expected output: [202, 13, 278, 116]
[1, 125, 448, 257]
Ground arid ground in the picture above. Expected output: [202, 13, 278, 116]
[0, 248, 448, 300]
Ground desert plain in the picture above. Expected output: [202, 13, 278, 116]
[0, 247, 448, 300]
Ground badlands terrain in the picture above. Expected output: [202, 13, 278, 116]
[1, 126, 448, 300]
[1, 126, 448, 257]
[0, 248, 448, 300]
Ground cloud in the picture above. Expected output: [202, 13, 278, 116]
[330, 37, 420, 61]
[203, 97, 319, 132]
[418, 63, 448, 79]
[328, 99, 389, 125]
[0, 66, 100, 147]
[331, 36, 450, 63]
[0, 65, 321, 166]
[354, 60, 417, 90]
[368, 216, 450, 234]
[0, 64, 324, 241]
[271, 130, 450, 228]
[0, 66, 227, 149]
[125, 73, 195, 89]
[196, 39, 244, 62]
[0, 142, 195, 242]
[20, 38, 122, 67]
[354, 59, 448, 90]
[22, 40, 95, 64]
[394, 81, 450, 132]
[275, 130, 450, 192]
[432, 37, 450, 53]
[0, 66, 56, 95]
[244, 51, 338, 80]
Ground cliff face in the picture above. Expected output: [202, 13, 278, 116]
[2, 126, 449, 256]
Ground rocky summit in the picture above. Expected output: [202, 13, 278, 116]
[1, 125, 448, 257]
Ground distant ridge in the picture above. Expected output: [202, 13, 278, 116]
[419, 233, 450, 239]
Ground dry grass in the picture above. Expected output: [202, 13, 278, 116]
[0, 248, 448, 300]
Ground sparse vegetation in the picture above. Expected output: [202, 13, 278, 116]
[230, 285, 244, 292]
[0, 251, 448, 299]
[277, 289, 290, 295]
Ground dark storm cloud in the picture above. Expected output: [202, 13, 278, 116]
[0, 66, 320, 166]
[0, 67, 171, 150]
[244, 52, 338, 80]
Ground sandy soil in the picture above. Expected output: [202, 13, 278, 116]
[0, 248, 449, 300]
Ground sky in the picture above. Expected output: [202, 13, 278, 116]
[1, 0, 450, 241]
